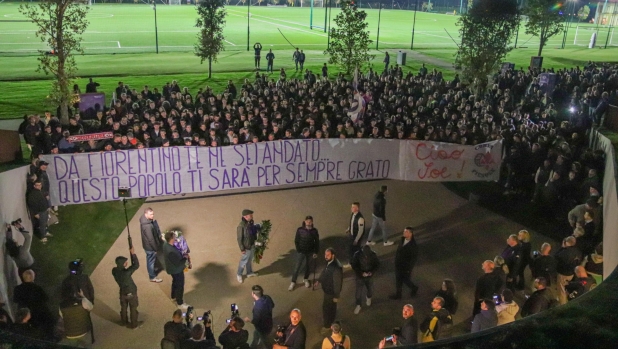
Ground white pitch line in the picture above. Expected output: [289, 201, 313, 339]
[224, 39, 236, 46]
[227, 12, 327, 38]
[227, 9, 309, 29]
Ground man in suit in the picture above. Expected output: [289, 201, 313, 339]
[389, 227, 419, 299]
[163, 232, 189, 308]
[140, 207, 163, 283]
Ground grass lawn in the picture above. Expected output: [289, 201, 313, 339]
[29, 198, 144, 308]
[1, 4, 617, 119]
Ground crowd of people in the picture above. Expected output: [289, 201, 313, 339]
[5, 60, 615, 348]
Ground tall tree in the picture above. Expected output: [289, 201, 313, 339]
[19, 0, 89, 124]
[324, 0, 373, 75]
[523, 0, 564, 57]
[195, 0, 226, 79]
[455, 0, 520, 96]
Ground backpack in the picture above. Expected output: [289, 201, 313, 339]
[436, 312, 454, 339]
[327, 335, 346, 349]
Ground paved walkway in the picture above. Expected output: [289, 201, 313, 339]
[88, 180, 551, 349]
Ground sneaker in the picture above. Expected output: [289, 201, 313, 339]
[304, 279, 311, 288]
[366, 241, 376, 246]
[288, 282, 295, 291]
[247, 273, 259, 278]
[354, 305, 361, 315]
[45, 233, 54, 237]
[366, 297, 372, 306]
[150, 278, 163, 283]
[177, 303, 190, 309]
[383, 240, 394, 246]
[237, 275, 243, 283]
[342, 263, 352, 269]
[40, 238, 48, 244]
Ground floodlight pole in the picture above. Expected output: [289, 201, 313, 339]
[327, 0, 333, 49]
[153, 1, 159, 54]
[376, 2, 382, 50]
[324, 0, 328, 33]
[247, 0, 251, 51]
[411, 0, 418, 50]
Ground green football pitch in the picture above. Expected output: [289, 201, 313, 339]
[1, 3, 617, 54]
[0, 3, 617, 119]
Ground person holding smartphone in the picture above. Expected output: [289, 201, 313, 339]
[218, 317, 249, 349]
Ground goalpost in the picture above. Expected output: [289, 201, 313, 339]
[169, 0, 182, 5]
[310, 0, 326, 32]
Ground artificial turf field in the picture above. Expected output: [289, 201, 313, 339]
[0, 3, 617, 119]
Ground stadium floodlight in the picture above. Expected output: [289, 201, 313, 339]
[152, 1, 159, 54]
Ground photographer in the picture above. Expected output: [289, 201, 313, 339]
[244, 285, 275, 349]
[61, 259, 95, 305]
[181, 323, 216, 349]
[5, 220, 34, 276]
[218, 316, 249, 349]
[273, 309, 306, 349]
[164, 309, 192, 346]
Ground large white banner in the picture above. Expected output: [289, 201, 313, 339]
[42, 139, 502, 205]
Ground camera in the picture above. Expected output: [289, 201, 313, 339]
[275, 325, 287, 345]
[533, 250, 540, 257]
[11, 218, 22, 226]
[69, 259, 84, 275]
[197, 310, 211, 323]
[493, 294, 501, 305]
[226, 303, 239, 324]
[184, 306, 194, 323]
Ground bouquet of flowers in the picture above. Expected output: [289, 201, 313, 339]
[253, 220, 272, 264]
[164, 229, 192, 271]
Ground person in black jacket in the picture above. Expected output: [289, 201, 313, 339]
[351, 245, 379, 314]
[343, 202, 365, 269]
[367, 185, 393, 246]
[26, 180, 50, 242]
[389, 227, 419, 300]
[13, 270, 55, 340]
[521, 277, 557, 317]
[181, 323, 217, 349]
[530, 243, 557, 286]
[289, 216, 319, 291]
[244, 285, 275, 349]
[314, 248, 343, 331]
[500, 234, 523, 291]
[218, 317, 249, 349]
[555, 236, 582, 305]
[273, 309, 306, 349]
[473, 260, 503, 316]
[253, 43, 263, 70]
[112, 247, 140, 328]
[10, 308, 42, 340]
[140, 208, 163, 283]
[164, 232, 189, 308]
[164, 309, 192, 345]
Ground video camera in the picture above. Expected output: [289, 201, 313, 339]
[226, 303, 239, 324]
[69, 259, 84, 275]
[197, 310, 211, 323]
[274, 325, 287, 345]
[11, 218, 22, 227]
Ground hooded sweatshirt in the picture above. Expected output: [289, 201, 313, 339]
[112, 253, 139, 295]
[496, 302, 519, 325]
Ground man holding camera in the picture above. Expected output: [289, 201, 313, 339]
[181, 323, 217, 349]
[112, 247, 140, 328]
[273, 309, 306, 349]
[218, 317, 249, 349]
[244, 285, 275, 349]
[61, 259, 95, 306]
[164, 309, 192, 345]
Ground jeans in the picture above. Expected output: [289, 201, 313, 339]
[267, 62, 274, 72]
[255, 56, 261, 68]
[367, 214, 388, 242]
[237, 248, 254, 276]
[250, 328, 272, 349]
[171, 272, 185, 305]
[291, 252, 313, 283]
[145, 250, 157, 280]
[119, 293, 139, 328]
[355, 276, 374, 305]
[322, 294, 337, 328]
